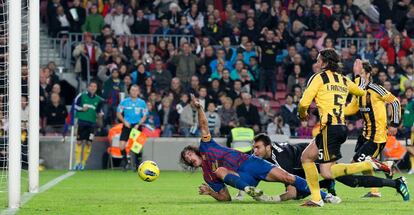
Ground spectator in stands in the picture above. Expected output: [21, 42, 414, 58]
[130, 9, 149, 34]
[186, 75, 200, 96]
[179, 97, 198, 137]
[259, 102, 276, 130]
[401, 65, 414, 93]
[387, 65, 401, 95]
[154, 18, 174, 37]
[280, 94, 300, 136]
[73, 32, 102, 80]
[158, 98, 179, 137]
[291, 4, 306, 24]
[50, 83, 65, 105]
[47, 0, 62, 36]
[82, 4, 104, 34]
[206, 102, 221, 137]
[102, 0, 116, 17]
[242, 41, 257, 66]
[186, 3, 204, 30]
[218, 97, 238, 135]
[170, 42, 202, 87]
[44, 93, 68, 134]
[152, 59, 172, 94]
[131, 63, 151, 87]
[287, 64, 302, 93]
[380, 31, 413, 65]
[210, 49, 233, 73]
[142, 101, 161, 137]
[296, 120, 312, 138]
[258, 29, 280, 95]
[50, 6, 71, 37]
[292, 85, 302, 104]
[354, 13, 372, 37]
[141, 77, 156, 99]
[202, 15, 222, 45]
[67, 0, 86, 33]
[236, 93, 260, 133]
[230, 60, 253, 81]
[196, 65, 210, 87]
[21, 96, 29, 123]
[306, 3, 327, 31]
[176, 16, 195, 36]
[327, 19, 344, 43]
[241, 17, 260, 43]
[401, 3, 414, 37]
[208, 79, 222, 104]
[95, 24, 114, 47]
[267, 114, 291, 137]
[102, 68, 124, 125]
[104, 3, 133, 35]
[169, 78, 184, 104]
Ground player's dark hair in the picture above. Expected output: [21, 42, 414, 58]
[179, 145, 201, 171]
[362, 61, 372, 73]
[319, 49, 342, 73]
[253, 133, 272, 146]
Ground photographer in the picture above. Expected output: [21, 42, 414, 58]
[267, 115, 291, 137]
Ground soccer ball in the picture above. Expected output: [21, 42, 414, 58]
[138, 160, 160, 182]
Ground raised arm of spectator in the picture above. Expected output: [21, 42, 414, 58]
[402, 32, 413, 51]
[315, 32, 327, 51]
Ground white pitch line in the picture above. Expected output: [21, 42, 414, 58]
[1, 171, 75, 215]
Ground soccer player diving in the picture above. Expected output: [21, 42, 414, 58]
[179, 94, 339, 203]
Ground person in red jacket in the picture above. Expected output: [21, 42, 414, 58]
[380, 31, 413, 65]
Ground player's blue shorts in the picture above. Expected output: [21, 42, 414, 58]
[237, 155, 277, 187]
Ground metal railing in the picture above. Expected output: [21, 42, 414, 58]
[41, 33, 194, 70]
[337, 38, 381, 50]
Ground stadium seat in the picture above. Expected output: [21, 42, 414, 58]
[276, 83, 286, 91]
[275, 92, 286, 100]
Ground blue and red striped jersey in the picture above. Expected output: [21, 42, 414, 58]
[199, 135, 249, 192]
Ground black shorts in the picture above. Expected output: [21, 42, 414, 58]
[353, 136, 385, 162]
[119, 123, 138, 141]
[77, 125, 95, 142]
[316, 125, 347, 163]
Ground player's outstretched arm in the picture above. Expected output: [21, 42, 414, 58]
[199, 183, 231, 201]
[191, 94, 210, 138]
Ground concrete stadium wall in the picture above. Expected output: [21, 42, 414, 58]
[40, 137, 360, 170]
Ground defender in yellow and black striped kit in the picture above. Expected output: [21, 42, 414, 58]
[345, 62, 401, 198]
[298, 50, 394, 207]
[345, 63, 401, 163]
[299, 60, 366, 163]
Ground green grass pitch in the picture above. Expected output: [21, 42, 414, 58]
[9, 171, 414, 215]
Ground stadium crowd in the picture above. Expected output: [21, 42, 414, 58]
[37, 0, 414, 140]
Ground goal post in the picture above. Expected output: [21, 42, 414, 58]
[28, 0, 39, 194]
[8, 0, 22, 209]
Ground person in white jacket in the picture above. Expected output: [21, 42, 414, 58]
[104, 4, 133, 35]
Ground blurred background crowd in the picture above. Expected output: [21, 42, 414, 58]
[32, 0, 414, 139]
